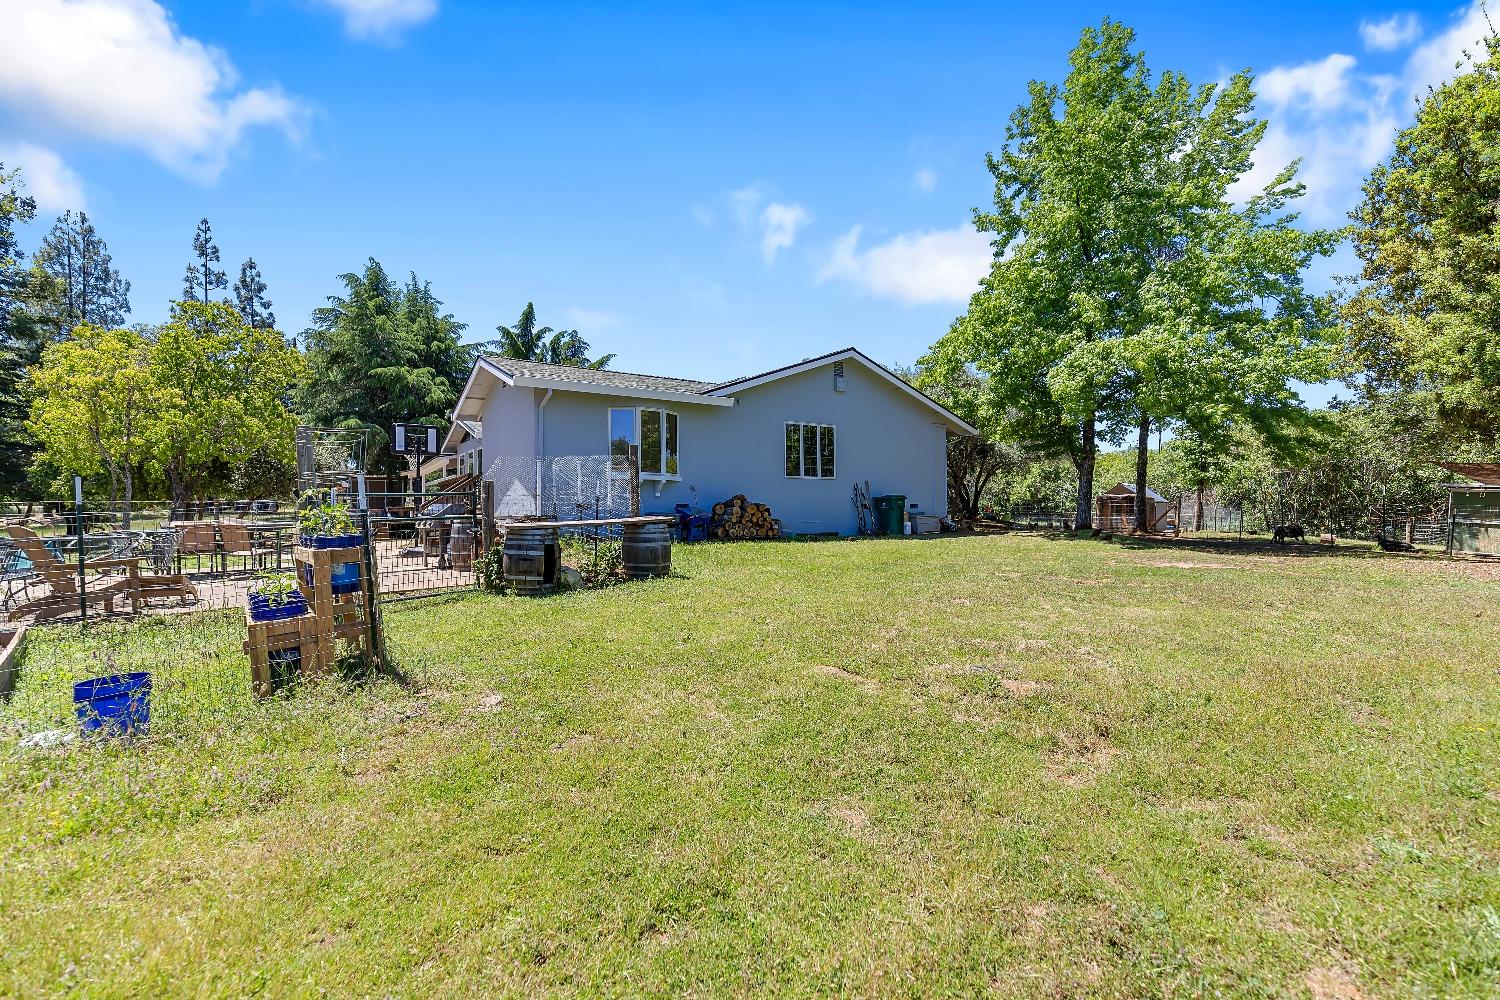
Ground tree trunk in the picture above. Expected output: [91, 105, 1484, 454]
[1133, 413, 1151, 534]
[1195, 483, 1206, 531]
[1073, 414, 1096, 530]
[121, 465, 133, 529]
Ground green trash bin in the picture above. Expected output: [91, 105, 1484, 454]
[872, 495, 906, 536]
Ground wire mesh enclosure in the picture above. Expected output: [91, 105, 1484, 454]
[296, 426, 369, 494]
[485, 455, 638, 531]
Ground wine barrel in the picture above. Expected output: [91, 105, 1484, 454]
[621, 521, 672, 579]
[503, 525, 558, 594]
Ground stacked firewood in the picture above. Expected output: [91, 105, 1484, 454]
[710, 494, 781, 540]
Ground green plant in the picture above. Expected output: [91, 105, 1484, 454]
[475, 543, 506, 593]
[297, 493, 357, 538]
[578, 539, 622, 588]
[249, 572, 300, 607]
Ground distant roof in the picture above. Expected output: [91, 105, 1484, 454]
[1100, 482, 1167, 502]
[1439, 462, 1500, 486]
[484, 356, 717, 395]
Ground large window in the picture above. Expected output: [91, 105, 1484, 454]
[785, 422, 834, 479]
[609, 406, 679, 479]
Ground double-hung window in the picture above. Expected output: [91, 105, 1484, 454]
[609, 406, 679, 479]
[785, 422, 835, 479]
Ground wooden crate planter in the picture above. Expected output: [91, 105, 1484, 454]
[293, 544, 374, 673]
[242, 608, 321, 698]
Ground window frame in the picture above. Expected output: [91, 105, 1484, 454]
[607, 406, 681, 482]
[784, 421, 836, 479]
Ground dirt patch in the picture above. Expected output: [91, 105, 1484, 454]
[811, 662, 879, 691]
[999, 679, 1050, 697]
[1142, 559, 1235, 570]
[1304, 964, 1366, 1000]
[1015, 638, 1051, 654]
[471, 693, 505, 714]
[1047, 740, 1117, 787]
[951, 597, 972, 606]
[549, 733, 596, 752]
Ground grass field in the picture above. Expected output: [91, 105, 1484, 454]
[2, 533, 1499, 998]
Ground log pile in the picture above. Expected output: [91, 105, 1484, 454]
[710, 494, 781, 540]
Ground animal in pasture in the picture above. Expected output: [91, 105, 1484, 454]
[1373, 534, 1416, 553]
[1272, 524, 1306, 544]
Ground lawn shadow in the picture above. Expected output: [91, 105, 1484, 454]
[1028, 528, 1449, 565]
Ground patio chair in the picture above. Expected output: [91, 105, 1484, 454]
[218, 521, 276, 575]
[4, 525, 197, 623]
[175, 522, 220, 574]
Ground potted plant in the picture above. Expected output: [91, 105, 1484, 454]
[248, 572, 309, 622]
[297, 494, 363, 594]
[297, 494, 361, 549]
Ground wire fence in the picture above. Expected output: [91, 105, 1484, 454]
[486, 454, 638, 537]
[0, 490, 486, 742]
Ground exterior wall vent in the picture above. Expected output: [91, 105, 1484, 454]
[833, 361, 847, 392]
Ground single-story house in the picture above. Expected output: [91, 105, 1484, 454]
[1096, 482, 1178, 533]
[1440, 462, 1500, 556]
[419, 419, 484, 486]
[449, 347, 977, 536]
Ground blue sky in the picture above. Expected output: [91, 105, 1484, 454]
[0, 0, 1492, 391]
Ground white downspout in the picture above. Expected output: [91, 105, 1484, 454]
[535, 389, 552, 516]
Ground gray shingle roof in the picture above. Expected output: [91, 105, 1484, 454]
[485, 356, 717, 394]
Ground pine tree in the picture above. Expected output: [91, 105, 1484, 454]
[0, 162, 40, 497]
[490, 301, 614, 369]
[183, 217, 227, 303]
[233, 257, 276, 329]
[29, 210, 132, 339]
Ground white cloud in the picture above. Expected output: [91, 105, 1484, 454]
[315, 0, 438, 43]
[0, 0, 306, 182]
[760, 201, 810, 264]
[819, 224, 991, 305]
[1240, 1, 1493, 222]
[914, 167, 937, 193]
[0, 142, 85, 211]
[1259, 53, 1361, 110]
[724, 183, 810, 264]
[1360, 13, 1423, 51]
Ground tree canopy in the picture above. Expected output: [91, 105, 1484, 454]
[1342, 30, 1500, 455]
[490, 302, 615, 369]
[298, 259, 470, 474]
[925, 19, 1340, 528]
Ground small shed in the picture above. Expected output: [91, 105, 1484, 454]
[1096, 482, 1178, 533]
[1441, 463, 1500, 556]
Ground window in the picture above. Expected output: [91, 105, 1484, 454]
[785, 422, 834, 479]
[609, 406, 679, 479]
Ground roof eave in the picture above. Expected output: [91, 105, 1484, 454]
[507, 375, 735, 406]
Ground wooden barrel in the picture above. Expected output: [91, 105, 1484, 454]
[503, 526, 558, 594]
[621, 521, 672, 579]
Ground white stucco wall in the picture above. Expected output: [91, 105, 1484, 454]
[530, 359, 952, 535]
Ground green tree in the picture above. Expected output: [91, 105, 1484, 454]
[490, 301, 615, 369]
[1342, 30, 1500, 454]
[0, 162, 39, 498]
[28, 210, 132, 339]
[183, 217, 227, 303]
[28, 325, 155, 525]
[233, 258, 276, 330]
[926, 20, 1339, 530]
[149, 301, 304, 507]
[299, 260, 470, 474]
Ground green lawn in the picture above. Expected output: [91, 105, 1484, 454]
[2, 534, 1499, 998]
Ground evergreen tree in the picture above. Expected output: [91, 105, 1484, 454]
[233, 257, 276, 329]
[490, 301, 614, 369]
[182, 217, 227, 303]
[298, 259, 470, 473]
[0, 162, 39, 497]
[28, 210, 132, 339]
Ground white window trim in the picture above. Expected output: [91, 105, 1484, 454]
[608, 406, 682, 482]
[784, 421, 836, 480]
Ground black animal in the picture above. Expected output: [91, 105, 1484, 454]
[1272, 524, 1306, 544]
[1374, 534, 1416, 553]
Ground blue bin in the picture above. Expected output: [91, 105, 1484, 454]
[248, 591, 309, 622]
[74, 671, 151, 737]
[299, 534, 363, 594]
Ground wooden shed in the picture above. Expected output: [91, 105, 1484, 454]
[1441, 463, 1500, 556]
[1096, 482, 1178, 534]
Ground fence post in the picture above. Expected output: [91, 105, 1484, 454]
[73, 476, 87, 624]
[481, 479, 496, 552]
